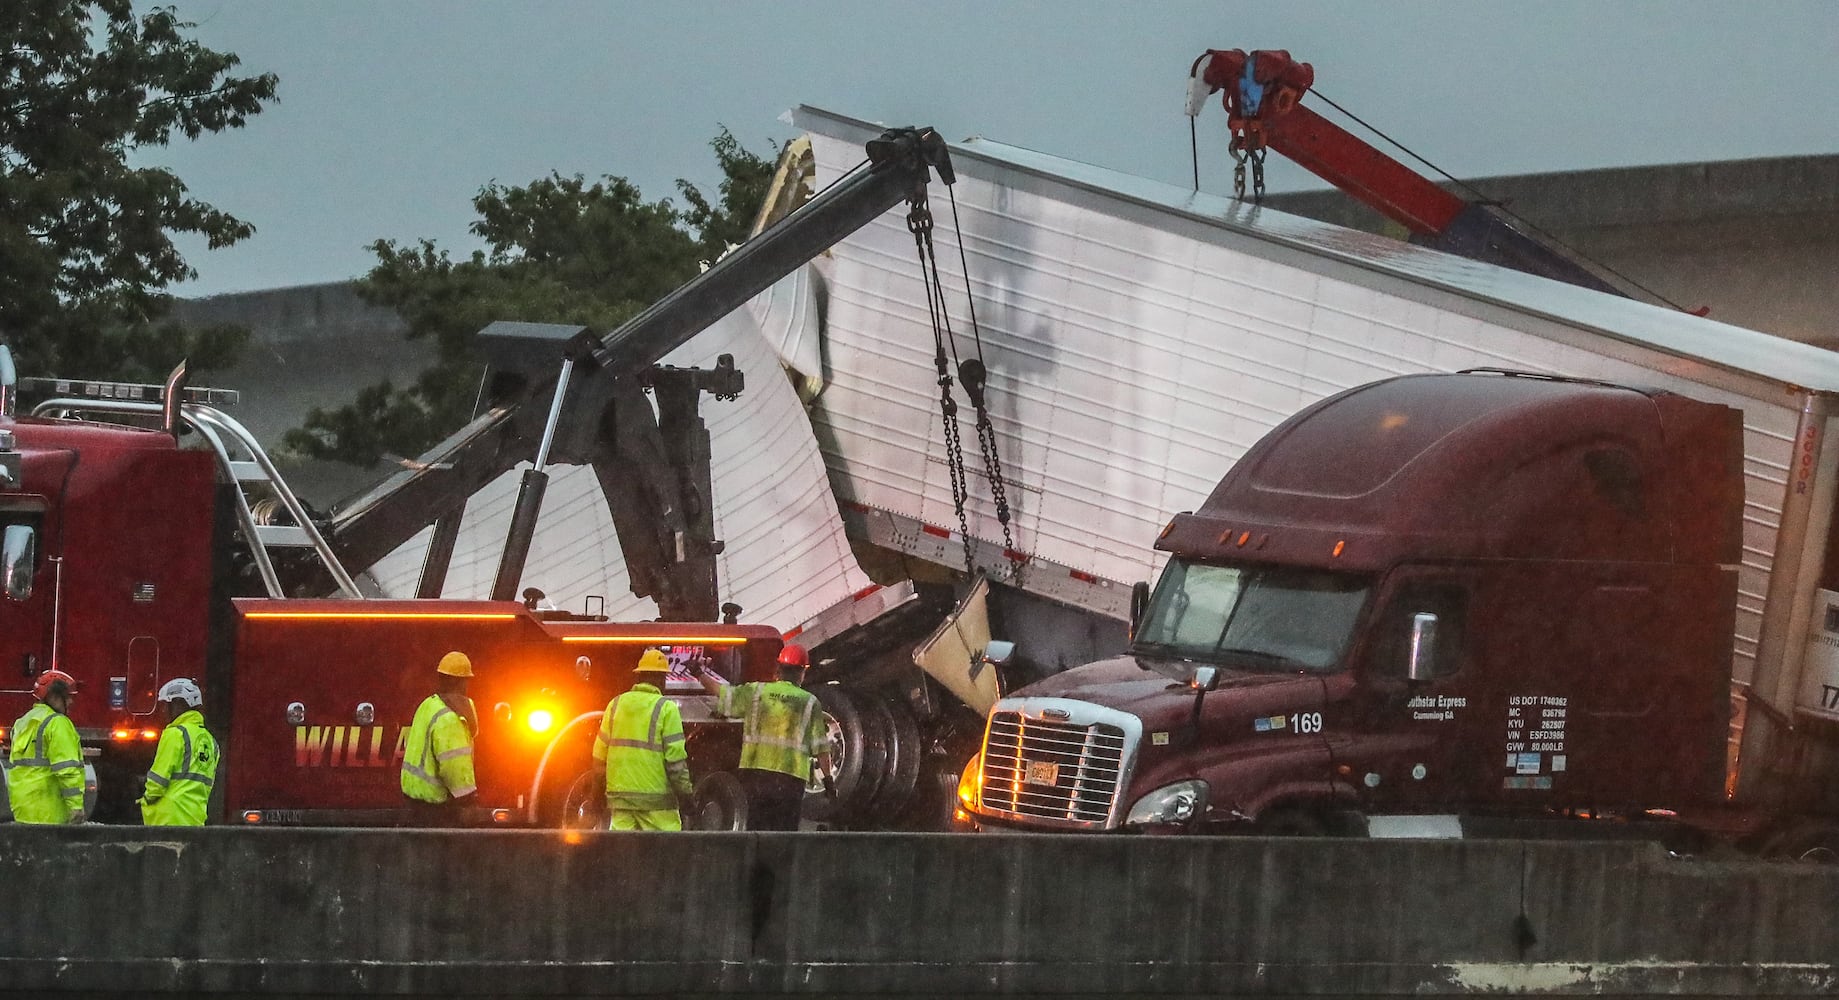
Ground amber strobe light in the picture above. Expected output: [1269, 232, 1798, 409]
[526, 709, 554, 733]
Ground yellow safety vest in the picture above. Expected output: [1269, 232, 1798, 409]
[400, 694, 476, 804]
[7, 703, 85, 824]
[593, 683, 692, 811]
[141, 710, 217, 827]
[716, 680, 826, 781]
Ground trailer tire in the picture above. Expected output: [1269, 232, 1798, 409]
[692, 772, 749, 831]
[868, 694, 923, 818]
[802, 686, 884, 824]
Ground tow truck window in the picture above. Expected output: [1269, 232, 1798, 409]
[2, 521, 36, 601]
[1135, 559, 1369, 674]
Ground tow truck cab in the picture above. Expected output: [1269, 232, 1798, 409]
[963, 371, 1742, 832]
[0, 409, 216, 819]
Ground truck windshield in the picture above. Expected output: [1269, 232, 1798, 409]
[1133, 559, 1369, 676]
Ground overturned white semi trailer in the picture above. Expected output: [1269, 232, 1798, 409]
[365, 106, 1839, 826]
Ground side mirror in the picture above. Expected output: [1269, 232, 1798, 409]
[2, 523, 34, 601]
[1406, 612, 1439, 683]
[1128, 580, 1151, 640]
[0, 344, 15, 417]
[982, 640, 1016, 669]
[1190, 665, 1220, 692]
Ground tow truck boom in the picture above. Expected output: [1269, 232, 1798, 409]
[1187, 48, 1623, 297]
[325, 127, 954, 618]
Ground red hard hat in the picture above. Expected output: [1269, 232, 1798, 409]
[776, 643, 809, 668]
[32, 669, 77, 701]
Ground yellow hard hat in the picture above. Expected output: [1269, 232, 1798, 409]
[436, 651, 474, 677]
[635, 648, 671, 673]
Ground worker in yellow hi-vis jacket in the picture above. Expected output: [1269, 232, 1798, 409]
[400, 651, 478, 827]
[139, 677, 218, 826]
[594, 648, 694, 831]
[697, 643, 832, 831]
[7, 670, 86, 824]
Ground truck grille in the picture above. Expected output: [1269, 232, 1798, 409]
[980, 709, 1129, 828]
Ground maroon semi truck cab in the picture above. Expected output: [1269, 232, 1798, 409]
[962, 371, 1744, 833]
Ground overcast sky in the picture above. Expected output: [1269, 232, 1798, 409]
[137, 1, 1839, 299]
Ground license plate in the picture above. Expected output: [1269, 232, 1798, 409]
[1024, 760, 1060, 786]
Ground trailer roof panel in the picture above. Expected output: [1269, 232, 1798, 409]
[795, 107, 1839, 397]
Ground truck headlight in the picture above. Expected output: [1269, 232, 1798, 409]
[956, 752, 983, 812]
[1124, 780, 1208, 828]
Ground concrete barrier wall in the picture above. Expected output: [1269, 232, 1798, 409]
[1, 828, 1836, 996]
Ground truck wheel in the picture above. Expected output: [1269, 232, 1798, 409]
[802, 686, 885, 824]
[535, 731, 601, 828]
[1760, 820, 1839, 863]
[554, 768, 608, 830]
[693, 772, 749, 831]
[868, 695, 923, 818]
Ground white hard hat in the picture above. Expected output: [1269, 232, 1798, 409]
[157, 677, 203, 708]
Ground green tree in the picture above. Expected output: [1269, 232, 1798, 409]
[0, 1, 276, 380]
[285, 127, 774, 466]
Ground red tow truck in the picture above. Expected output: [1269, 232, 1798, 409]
[958, 371, 1839, 855]
[0, 124, 958, 826]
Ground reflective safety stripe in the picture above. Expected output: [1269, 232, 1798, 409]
[12, 708, 81, 768]
[59, 786, 83, 798]
[607, 790, 678, 810]
[171, 772, 215, 786]
[799, 697, 819, 755]
[448, 784, 477, 798]
[419, 708, 453, 774]
[595, 694, 622, 749]
[146, 772, 171, 787]
[402, 697, 473, 804]
[730, 682, 823, 780]
[13, 709, 53, 766]
[606, 698, 673, 752]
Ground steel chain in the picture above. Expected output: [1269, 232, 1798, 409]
[910, 191, 978, 576]
[973, 410, 1019, 584]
